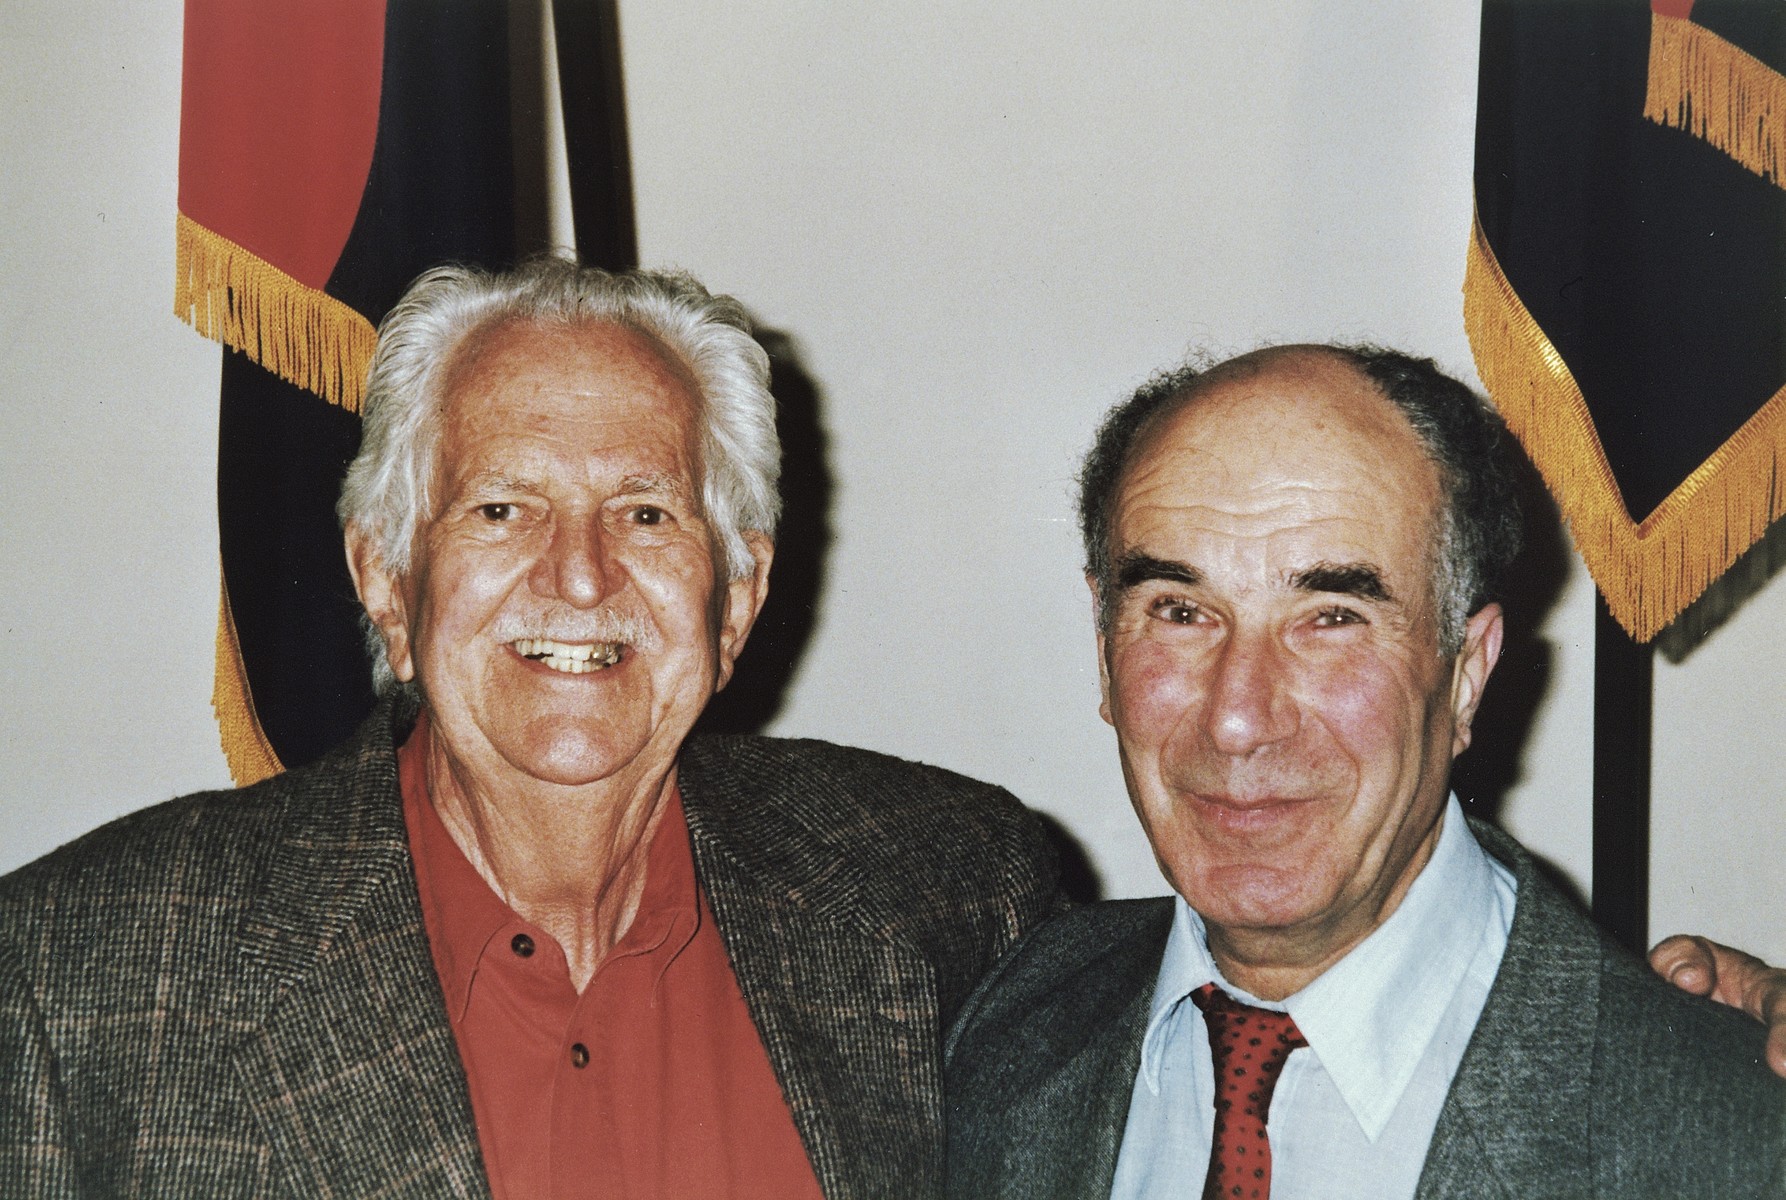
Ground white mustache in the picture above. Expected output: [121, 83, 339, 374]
[494, 610, 657, 650]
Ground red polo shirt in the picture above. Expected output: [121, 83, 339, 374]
[400, 722, 825, 1200]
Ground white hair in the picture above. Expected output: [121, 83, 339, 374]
[338, 256, 780, 692]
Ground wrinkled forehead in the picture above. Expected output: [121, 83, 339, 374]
[1112, 352, 1446, 560]
[434, 318, 704, 448]
[439, 315, 700, 410]
[417, 316, 713, 524]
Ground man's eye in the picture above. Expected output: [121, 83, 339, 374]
[631, 505, 667, 526]
[478, 503, 516, 522]
[1314, 605, 1364, 627]
[1150, 598, 1202, 625]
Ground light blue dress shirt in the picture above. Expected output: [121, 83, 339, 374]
[1109, 798, 1516, 1200]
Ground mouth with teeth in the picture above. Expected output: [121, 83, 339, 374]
[511, 637, 626, 674]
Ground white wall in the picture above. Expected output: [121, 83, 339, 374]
[1, 2, 233, 863]
[1, 2, 1779, 963]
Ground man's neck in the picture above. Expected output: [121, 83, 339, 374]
[1205, 925, 1364, 1001]
[421, 726, 678, 992]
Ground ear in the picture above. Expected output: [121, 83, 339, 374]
[1448, 602, 1504, 757]
[715, 531, 774, 691]
[1089, 572, 1115, 727]
[344, 521, 417, 684]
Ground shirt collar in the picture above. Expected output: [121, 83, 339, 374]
[613, 774, 703, 977]
[1139, 796, 1502, 1140]
[400, 713, 703, 1018]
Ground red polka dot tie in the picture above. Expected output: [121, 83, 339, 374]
[1190, 982, 1307, 1200]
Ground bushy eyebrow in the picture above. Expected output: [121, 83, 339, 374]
[1112, 552, 1393, 604]
[1115, 552, 1202, 591]
[618, 472, 689, 497]
[457, 471, 532, 497]
[454, 470, 691, 501]
[1291, 561, 1392, 602]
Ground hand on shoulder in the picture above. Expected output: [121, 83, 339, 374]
[1652, 934, 1786, 1078]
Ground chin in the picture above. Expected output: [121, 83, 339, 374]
[502, 726, 647, 788]
[1181, 863, 1326, 931]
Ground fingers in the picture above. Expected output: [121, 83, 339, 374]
[1648, 933, 1717, 996]
[1756, 976, 1786, 1079]
[1652, 934, 1786, 1079]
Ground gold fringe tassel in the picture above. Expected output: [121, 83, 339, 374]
[174, 211, 377, 413]
[1464, 205, 1786, 642]
[1644, 10, 1786, 185]
[212, 570, 284, 786]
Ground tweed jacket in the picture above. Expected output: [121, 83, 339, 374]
[944, 819, 1786, 1198]
[0, 696, 1058, 1199]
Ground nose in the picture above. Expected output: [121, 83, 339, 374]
[529, 516, 616, 608]
[1201, 626, 1298, 757]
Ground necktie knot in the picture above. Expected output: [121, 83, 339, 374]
[1190, 983, 1306, 1200]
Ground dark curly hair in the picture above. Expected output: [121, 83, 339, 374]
[1077, 344, 1523, 654]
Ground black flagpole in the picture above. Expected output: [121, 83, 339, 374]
[552, 0, 637, 271]
[1591, 593, 1652, 955]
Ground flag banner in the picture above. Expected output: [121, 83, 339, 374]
[1467, 0, 1786, 642]
[177, 0, 515, 782]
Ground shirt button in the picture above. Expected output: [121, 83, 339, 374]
[510, 933, 535, 958]
[570, 1043, 590, 1069]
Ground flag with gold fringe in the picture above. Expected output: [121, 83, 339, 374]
[1467, 0, 1786, 642]
[176, 0, 514, 783]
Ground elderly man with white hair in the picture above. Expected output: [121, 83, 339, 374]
[0, 257, 1057, 1199]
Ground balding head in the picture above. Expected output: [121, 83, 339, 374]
[1079, 345, 1522, 654]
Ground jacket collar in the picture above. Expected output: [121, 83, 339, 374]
[1415, 819, 1599, 1199]
[678, 734, 947, 1200]
[229, 693, 492, 1199]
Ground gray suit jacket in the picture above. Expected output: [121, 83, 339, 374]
[945, 819, 1786, 1198]
[0, 696, 1058, 1198]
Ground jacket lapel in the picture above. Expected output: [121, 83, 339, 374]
[227, 701, 490, 1199]
[942, 900, 1167, 1200]
[1021, 970, 1152, 1199]
[680, 744, 945, 1200]
[1415, 821, 1599, 1200]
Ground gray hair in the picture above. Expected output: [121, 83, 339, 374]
[339, 256, 780, 692]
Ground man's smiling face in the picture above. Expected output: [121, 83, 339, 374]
[1095, 349, 1500, 976]
[353, 316, 770, 794]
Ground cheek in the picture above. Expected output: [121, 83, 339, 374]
[427, 563, 494, 623]
[1306, 655, 1436, 782]
[1109, 639, 1204, 746]
[411, 546, 524, 646]
[629, 544, 726, 641]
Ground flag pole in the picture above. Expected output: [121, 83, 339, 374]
[552, 0, 637, 271]
[1591, 594, 1652, 955]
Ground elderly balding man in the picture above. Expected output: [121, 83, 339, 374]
[946, 346, 1786, 1198]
